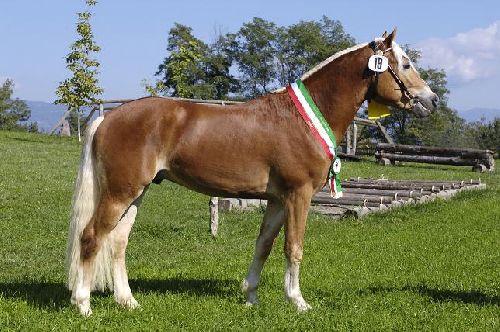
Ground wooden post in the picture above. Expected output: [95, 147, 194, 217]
[352, 123, 358, 155]
[209, 197, 219, 237]
[375, 121, 394, 144]
[345, 124, 352, 154]
[76, 108, 81, 142]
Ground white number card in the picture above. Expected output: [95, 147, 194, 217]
[368, 55, 389, 73]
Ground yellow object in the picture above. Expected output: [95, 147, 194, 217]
[368, 100, 391, 119]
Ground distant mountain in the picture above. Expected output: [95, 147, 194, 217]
[458, 108, 499, 123]
[26, 101, 67, 132]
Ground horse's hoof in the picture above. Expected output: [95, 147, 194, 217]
[296, 300, 312, 312]
[241, 279, 259, 306]
[124, 297, 140, 310]
[286, 295, 312, 312]
[116, 296, 140, 310]
[77, 302, 92, 317]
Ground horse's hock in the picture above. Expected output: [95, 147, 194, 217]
[375, 143, 495, 172]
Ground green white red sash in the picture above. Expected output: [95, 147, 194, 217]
[287, 79, 343, 198]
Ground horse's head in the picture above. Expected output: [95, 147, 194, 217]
[368, 29, 439, 117]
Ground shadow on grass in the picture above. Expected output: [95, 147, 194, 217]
[0, 277, 238, 311]
[130, 277, 239, 298]
[359, 285, 500, 306]
[0, 281, 69, 310]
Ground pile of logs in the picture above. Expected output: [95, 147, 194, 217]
[311, 178, 485, 218]
[210, 178, 486, 236]
[375, 143, 495, 172]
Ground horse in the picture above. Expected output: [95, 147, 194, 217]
[67, 29, 438, 315]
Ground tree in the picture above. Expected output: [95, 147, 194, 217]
[55, 0, 103, 140]
[275, 16, 355, 86]
[227, 17, 279, 97]
[0, 79, 37, 132]
[151, 23, 236, 100]
[467, 118, 500, 153]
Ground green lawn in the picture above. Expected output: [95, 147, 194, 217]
[0, 130, 498, 330]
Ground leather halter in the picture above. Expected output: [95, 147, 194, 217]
[368, 41, 415, 103]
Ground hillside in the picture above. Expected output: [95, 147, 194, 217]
[25, 101, 66, 132]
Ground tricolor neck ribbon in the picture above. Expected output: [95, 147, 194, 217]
[287, 79, 343, 198]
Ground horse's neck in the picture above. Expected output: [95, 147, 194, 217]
[303, 47, 371, 142]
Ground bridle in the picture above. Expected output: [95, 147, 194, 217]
[368, 41, 415, 103]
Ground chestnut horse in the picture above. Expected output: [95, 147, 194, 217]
[67, 30, 438, 315]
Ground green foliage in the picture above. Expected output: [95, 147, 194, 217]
[227, 16, 354, 97]
[0, 130, 499, 330]
[0, 79, 36, 132]
[227, 17, 280, 97]
[152, 23, 236, 99]
[55, 0, 103, 133]
[467, 118, 500, 153]
[150, 16, 354, 99]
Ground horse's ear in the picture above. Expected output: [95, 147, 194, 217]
[381, 31, 388, 38]
[383, 28, 397, 47]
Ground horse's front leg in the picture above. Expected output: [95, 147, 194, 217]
[242, 199, 285, 305]
[283, 185, 313, 311]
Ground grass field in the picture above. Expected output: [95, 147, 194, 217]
[0, 130, 499, 330]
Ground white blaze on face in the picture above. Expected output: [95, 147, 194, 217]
[391, 41, 434, 95]
[392, 42, 416, 71]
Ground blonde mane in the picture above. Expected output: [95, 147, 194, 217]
[272, 42, 369, 93]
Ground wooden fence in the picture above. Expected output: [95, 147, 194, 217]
[51, 98, 393, 154]
[375, 143, 495, 172]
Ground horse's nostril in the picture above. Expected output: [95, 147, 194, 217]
[432, 94, 439, 108]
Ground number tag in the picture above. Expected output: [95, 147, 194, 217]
[332, 158, 341, 174]
[368, 55, 388, 72]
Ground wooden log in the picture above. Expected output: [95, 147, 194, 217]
[347, 179, 465, 189]
[337, 152, 362, 161]
[353, 117, 379, 127]
[377, 157, 391, 166]
[342, 187, 423, 199]
[377, 143, 494, 159]
[375, 121, 394, 144]
[472, 164, 487, 173]
[315, 191, 394, 204]
[375, 152, 487, 167]
[341, 182, 441, 192]
[311, 196, 383, 208]
[349, 178, 482, 186]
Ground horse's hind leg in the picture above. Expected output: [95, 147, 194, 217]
[242, 199, 285, 305]
[72, 192, 139, 316]
[110, 187, 147, 309]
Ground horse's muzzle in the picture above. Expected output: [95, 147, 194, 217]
[413, 92, 439, 118]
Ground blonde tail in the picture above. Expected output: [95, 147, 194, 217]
[66, 116, 113, 292]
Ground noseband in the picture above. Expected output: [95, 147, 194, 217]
[368, 41, 415, 103]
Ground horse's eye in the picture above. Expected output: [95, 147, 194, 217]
[403, 64, 411, 70]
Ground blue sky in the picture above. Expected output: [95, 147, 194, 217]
[1, 0, 499, 113]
